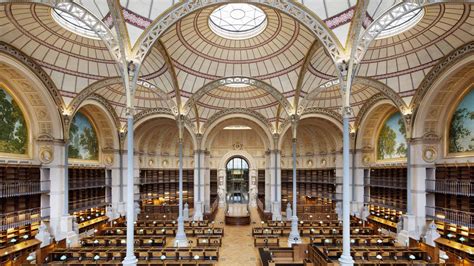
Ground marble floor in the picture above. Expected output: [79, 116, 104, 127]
[216, 207, 261, 266]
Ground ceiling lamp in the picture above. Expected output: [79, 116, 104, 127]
[209, 3, 267, 40]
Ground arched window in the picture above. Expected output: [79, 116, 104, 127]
[69, 111, 99, 160]
[226, 157, 249, 203]
[377, 112, 407, 160]
[0, 86, 28, 155]
[448, 89, 474, 154]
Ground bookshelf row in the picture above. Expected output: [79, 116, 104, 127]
[139, 169, 194, 207]
[281, 169, 336, 206]
[0, 165, 42, 250]
[68, 167, 108, 213]
[367, 167, 407, 212]
[430, 165, 473, 250]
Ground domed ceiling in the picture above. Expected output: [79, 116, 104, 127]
[0, 1, 472, 134]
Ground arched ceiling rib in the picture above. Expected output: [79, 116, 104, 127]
[0, 3, 120, 103]
[357, 3, 474, 97]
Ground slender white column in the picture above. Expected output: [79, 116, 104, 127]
[406, 140, 413, 215]
[288, 136, 301, 246]
[122, 115, 137, 265]
[63, 140, 69, 216]
[174, 122, 188, 246]
[193, 148, 204, 221]
[339, 112, 354, 265]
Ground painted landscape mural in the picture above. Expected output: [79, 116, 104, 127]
[69, 112, 99, 160]
[377, 112, 407, 160]
[449, 89, 474, 154]
[0, 87, 28, 154]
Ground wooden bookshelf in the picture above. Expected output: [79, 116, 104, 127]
[68, 167, 108, 213]
[368, 167, 407, 212]
[0, 164, 42, 251]
[139, 168, 194, 207]
[281, 168, 336, 207]
[429, 165, 474, 253]
[257, 170, 265, 202]
[210, 169, 217, 204]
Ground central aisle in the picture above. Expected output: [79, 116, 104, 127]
[216, 207, 261, 266]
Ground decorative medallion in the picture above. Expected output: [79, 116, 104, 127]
[39, 146, 53, 164]
[422, 146, 437, 163]
[162, 159, 168, 167]
[320, 159, 327, 167]
[104, 155, 113, 166]
[362, 155, 371, 165]
[307, 160, 313, 167]
[148, 159, 154, 167]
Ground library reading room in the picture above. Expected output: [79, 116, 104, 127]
[0, 0, 473, 265]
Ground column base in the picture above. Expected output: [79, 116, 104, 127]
[288, 216, 301, 247]
[117, 202, 126, 216]
[397, 214, 419, 245]
[59, 215, 79, 246]
[174, 216, 188, 247]
[193, 202, 204, 221]
[122, 256, 138, 266]
[35, 221, 52, 248]
[339, 254, 354, 265]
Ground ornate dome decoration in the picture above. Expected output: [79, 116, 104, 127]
[208, 4, 267, 40]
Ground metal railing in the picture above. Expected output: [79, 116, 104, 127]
[426, 179, 473, 196]
[365, 195, 406, 212]
[69, 178, 111, 190]
[0, 207, 50, 231]
[0, 180, 50, 198]
[69, 196, 111, 212]
[426, 206, 474, 228]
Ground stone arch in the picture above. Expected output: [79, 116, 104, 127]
[202, 111, 274, 151]
[0, 46, 64, 162]
[411, 56, 473, 159]
[411, 42, 474, 138]
[278, 111, 343, 151]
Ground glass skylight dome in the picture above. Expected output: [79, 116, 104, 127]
[209, 4, 267, 40]
[51, 3, 102, 39]
[375, 4, 425, 39]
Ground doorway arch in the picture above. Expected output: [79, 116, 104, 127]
[217, 150, 258, 207]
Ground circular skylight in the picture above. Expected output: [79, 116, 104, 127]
[209, 4, 267, 40]
[376, 5, 424, 39]
[51, 8, 100, 39]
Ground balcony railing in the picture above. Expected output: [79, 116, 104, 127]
[426, 179, 473, 196]
[0, 180, 50, 198]
[69, 178, 111, 190]
[426, 206, 474, 228]
[0, 207, 49, 231]
[69, 196, 111, 212]
[365, 195, 406, 212]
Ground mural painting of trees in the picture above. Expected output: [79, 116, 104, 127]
[0, 87, 28, 154]
[449, 89, 474, 153]
[377, 112, 407, 160]
[68, 112, 99, 160]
